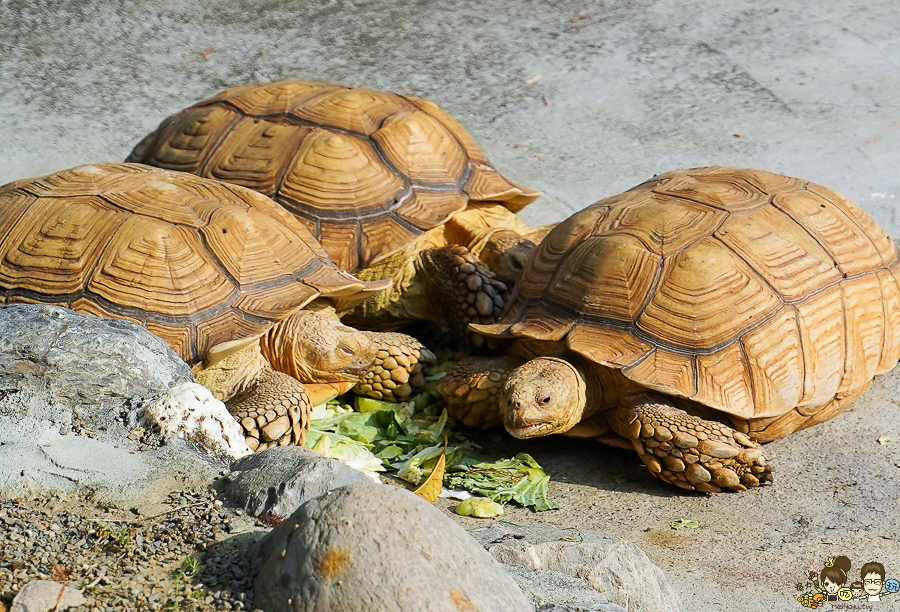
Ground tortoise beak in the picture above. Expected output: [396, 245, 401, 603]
[502, 395, 562, 438]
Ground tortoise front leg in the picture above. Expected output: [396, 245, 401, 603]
[611, 394, 774, 492]
[354, 331, 436, 402]
[194, 342, 311, 451]
[227, 368, 311, 450]
[437, 355, 524, 429]
[417, 244, 510, 349]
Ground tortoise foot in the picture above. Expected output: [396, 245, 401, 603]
[227, 368, 311, 451]
[354, 331, 436, 401]
[437, 355, 522, 429]
[624, 394, 774, 493]
[418, 245, 509, 350]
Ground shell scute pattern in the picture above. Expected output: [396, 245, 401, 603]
[0, 164, 377, 365]
[128, 81, 539, 273]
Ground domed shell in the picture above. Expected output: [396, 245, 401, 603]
[0, 163, 389, 364]
[127, 80, 541, 272]
[476, 167, 900, 436]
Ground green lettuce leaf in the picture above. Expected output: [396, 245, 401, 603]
[445, 453, 559, 512]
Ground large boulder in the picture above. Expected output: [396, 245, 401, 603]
[253, 483, 532, 612]
[0, 303, 191, 431]
[469, 524, 682, 612]
[0, 304, 218, 507]
[215, 446, 373, 517]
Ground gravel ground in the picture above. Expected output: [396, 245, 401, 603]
[0, 489, 266, 612]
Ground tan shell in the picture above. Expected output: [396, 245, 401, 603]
[127, 80, 540, 272]
[0, 163, 388, 364]
[477, 167, 900, 440]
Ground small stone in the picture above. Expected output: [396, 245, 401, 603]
[11, 580, 86, 612]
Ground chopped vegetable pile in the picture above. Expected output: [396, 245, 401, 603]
[303, 380, 558, 512]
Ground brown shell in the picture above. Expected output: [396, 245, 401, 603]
[477, 167, 900, 438]
[0, 163, 389, 364]
[127, 80, 540, 272]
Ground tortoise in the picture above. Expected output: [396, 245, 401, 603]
[438, 167, 900, 492]
[0, 162, 417, 450]
[126, 80, 546, 344]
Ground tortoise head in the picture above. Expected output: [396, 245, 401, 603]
[263, 310, 375, 383]
[501, 357, 588, 438]
[479, 230, 536, 283]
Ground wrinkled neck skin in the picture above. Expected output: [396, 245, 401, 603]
[565, 352, 622, 421]
[194, 341, 268, 402]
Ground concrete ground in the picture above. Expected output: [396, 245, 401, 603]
[2, 1, 900, 610]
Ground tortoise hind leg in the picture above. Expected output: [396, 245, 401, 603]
[417, 245, 509, 350]
[612, 394, 774, 492]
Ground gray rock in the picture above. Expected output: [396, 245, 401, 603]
[11, 579, 87, 612]
[0, 304, 220, 508]
[253, 483, 531, 612]
[470, 524, 681, 612]
[538, 605, 627, 612]
[0, 304, 192, 433]
[215, 446, 373, 517]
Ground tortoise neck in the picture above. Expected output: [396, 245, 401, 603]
[567, 353, 622, 419]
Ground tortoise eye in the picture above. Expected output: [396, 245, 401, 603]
[540, 395, 551, 405]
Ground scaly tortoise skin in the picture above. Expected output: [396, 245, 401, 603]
[127, 80, 545, 352]
[0, 163, 397, 451]
[439, 167, 900, 492]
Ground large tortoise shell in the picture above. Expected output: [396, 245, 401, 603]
[0, 163, 388, 364]
[127, 81, 540, 272]
[478, 167, 900, 437]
